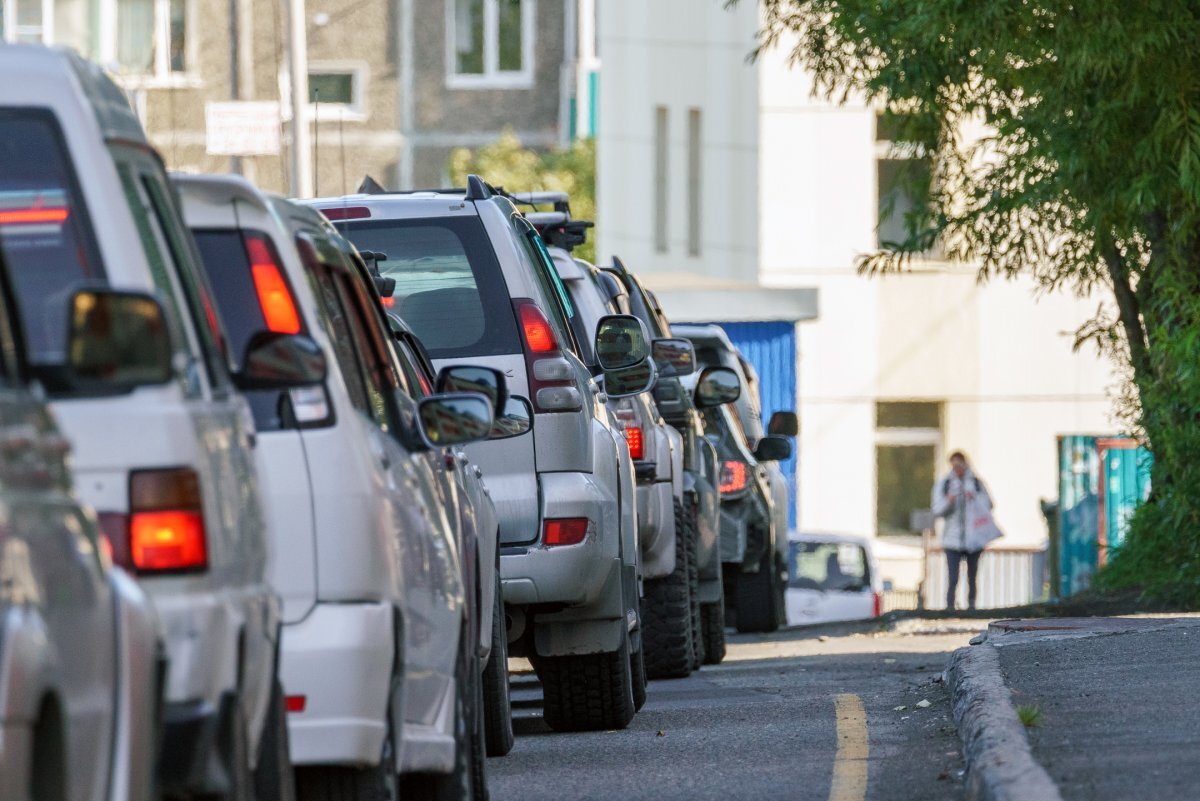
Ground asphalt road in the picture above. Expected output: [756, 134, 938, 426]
[489, 621, 981, 801]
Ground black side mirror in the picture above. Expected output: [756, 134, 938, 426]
[652, 338, 696, 378]
[693, 366, 741, 408]
[594, 314, 650, 370]
[65, 288, 174, 394]
[754, 435, 792, 463]
[768, 411, 799, 437]
[437, 365, 508, 414]
[236, 332, 327, 390]
[417, 392, 494, 447]
[604, 359, 656, 398]
[490, 395, 533, 440]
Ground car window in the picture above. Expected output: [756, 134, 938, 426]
[510, 215, 579, 355]
[305, 256, 373, 416]
[789, 542, 870, 592]
[0, 109, 104, 367]
[334, 215, 520, 359]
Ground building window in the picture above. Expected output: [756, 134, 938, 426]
[875, 111, 939, 255]
[654, 105, 668, 253]
[447, 0, 535, 89]
[875, 401, 942, 537]
[0, 0, 49, 42]
[115, 0, 187, 78]
[308, 65, 366, 120]
[687, 107, 702, 257]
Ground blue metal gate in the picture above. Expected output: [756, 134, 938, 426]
[708, 321, 798, 529]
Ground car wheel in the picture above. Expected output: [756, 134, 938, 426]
[735, 549, 782, 634]
[683, 498, 704, 669]
[639, 498, 695, 679]
[253, 680, 297, 801]
[630, 631, 648, 711]
[534, 629, 636, 732]
[701, 594, 727, 665]
[482, 574, 514, 757]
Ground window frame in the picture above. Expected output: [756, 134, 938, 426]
[874, 399, 943, 536]
[445, 0, 536, 90]
[307, 61, 368, 122]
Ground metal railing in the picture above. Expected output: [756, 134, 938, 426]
[921, 544, 1046, 610]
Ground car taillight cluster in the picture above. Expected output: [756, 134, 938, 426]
[624, 426, 644, 460]
[245, 233, 301, 334]
[515, 299, 581, 413]
[872, 591, 883, 618]
[543, 518, 590, 547]
[101, 468, 209, 574]
[719, 460, 749, 495]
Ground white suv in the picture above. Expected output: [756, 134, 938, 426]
[0, 47, 287, 801]
[177, 174, 494, 800]
[314, 177, 654, 732]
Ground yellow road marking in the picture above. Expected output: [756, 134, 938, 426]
[828, 693, 869, 801]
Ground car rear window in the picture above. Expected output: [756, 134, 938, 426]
[334, 216, 520, 359]
[0, 109, 104, 365]
[789, 541, 870, 592]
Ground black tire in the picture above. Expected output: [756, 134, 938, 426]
[295, 714, 398, 801]
[640, 499, 694, 679]
[482, 583, 514, 757]
[535, 632, 635, 732]
[735, 549, 782, 634]
[701, 599, 727, 665]
[402, 632, 486, 801]
[254, 680, 297, 801]
[630, 637, 647, 711]
[683, 499, 704, 669]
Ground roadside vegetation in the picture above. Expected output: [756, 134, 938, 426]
[448, 131, 597, 264]
[750, 0, 1200, 607]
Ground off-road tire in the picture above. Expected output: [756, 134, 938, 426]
[683, 499, 704, 669]
[630, 638, 647, 711]
[482, 579, 514, 757]
[254, 680, 297, 801]
[535, 634, 636, 732]
[700, 599, 727, 665]
[735, 549, 782, 634]
[640, 499, 694, 679]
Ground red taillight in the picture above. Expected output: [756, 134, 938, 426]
[318, 206, 372, 221]
[518, 302, 558, 353]
[0, 207, 69, 225]
[245, 235, 302, 335]
[381, 296, 396, 308]
[719, 460, 749, 495]
[286, 695, 307, 713]
[873, 591, 883, 617]
[544, 518, 589, 546]
[127, 468, 208, 574]
[625, 426, 644, 460]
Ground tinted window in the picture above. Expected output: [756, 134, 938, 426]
[0, 110, 104, 364]
[334, 216, 520, 359]
[789, 541, 870, 592]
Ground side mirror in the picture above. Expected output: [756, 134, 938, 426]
[753, 435, 792, 463]
[693, 366, 741, 408]
[594, 314, 650, 371]
[768, 411, 799, 437]
[651, 338, 696, 378]
[604, 359, 656, 398]
[490, 395, 533, 440]
[236, 332, 327, 390]
[437, 365, 508, 415]
[65, 288, 174, 393]
[417, 392, 494, 447]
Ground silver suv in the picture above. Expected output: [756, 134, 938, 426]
[312, 176, 655, 732]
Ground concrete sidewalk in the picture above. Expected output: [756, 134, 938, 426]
[952, 616, 1200, 801]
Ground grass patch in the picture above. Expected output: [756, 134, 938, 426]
[1016, 704, 1043, 729]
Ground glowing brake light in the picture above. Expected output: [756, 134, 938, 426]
[624, 426, 644, 460]
[245, 235, 302, 334]
[518, 302, 557, 353]
[719, 460, 749, 495]
[128, 468, 208, 573]
[544, 518, 590, 547]
[0, 207, 69, 225]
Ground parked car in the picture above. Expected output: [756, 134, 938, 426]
[174, 173, 492, 800]
[525, 204, 708, 679]
[786, 533, 883, 626]
[0, 46, 289, 801]
[0, 260, 163, 801]
[601, 258, 730, 664]
[313, 175, 654, 732]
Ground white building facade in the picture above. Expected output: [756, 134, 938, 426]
[598, 2, 1119, 549]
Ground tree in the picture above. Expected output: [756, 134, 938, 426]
[448, 131, 597, 263]
[751, 1, 1200, 604]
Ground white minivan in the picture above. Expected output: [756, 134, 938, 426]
[0, 46, 290, 801]
[176, 173, 494, 801]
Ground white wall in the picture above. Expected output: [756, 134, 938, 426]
[596, 0, 759, 280]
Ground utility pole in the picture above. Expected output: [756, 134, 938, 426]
[286, 0, 313, 198]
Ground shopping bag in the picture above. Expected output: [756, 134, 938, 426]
[966, 496, 1003, 551]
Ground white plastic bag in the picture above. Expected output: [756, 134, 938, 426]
[966, 495, 1003, 551]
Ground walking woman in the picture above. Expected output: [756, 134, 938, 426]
[931, 451, 996, 610]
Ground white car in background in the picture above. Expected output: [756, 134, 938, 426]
[786, 533, 883, 627]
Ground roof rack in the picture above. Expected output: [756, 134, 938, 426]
[354, 173, 495, 200]
[525, 209, 594, 252]
[508, 191, 570, 215]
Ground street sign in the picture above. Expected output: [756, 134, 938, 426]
[205, 101, 282, 156]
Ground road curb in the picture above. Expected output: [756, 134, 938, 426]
[945, 643, 1064, 801]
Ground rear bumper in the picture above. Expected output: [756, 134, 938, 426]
[500, 472, 620, 608]
[281, 602, 394, 767]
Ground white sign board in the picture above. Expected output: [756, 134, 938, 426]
[205, 101, 282, 156]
